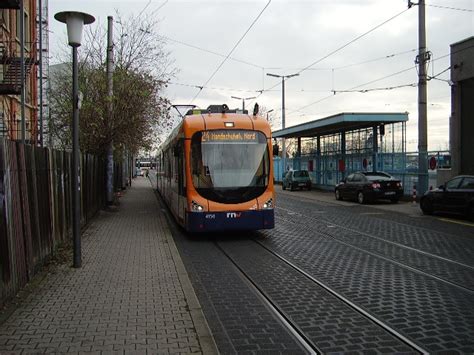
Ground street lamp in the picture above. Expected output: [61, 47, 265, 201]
[54, 11, 95, 268]
[231, 96, 257, 111]
[266, 72, 299, 174]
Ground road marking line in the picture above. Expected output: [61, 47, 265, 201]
[438, 218, 474, 227]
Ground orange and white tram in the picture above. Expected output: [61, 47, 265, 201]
[156, 104, 275, 232]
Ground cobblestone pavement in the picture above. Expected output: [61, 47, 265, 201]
[162, 183, 474, 353]
[0, 177, 217, 355]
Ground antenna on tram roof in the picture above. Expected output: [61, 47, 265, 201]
[253, 103, 259, 116]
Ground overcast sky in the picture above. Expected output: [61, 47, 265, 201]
[49, 0, 473, 151]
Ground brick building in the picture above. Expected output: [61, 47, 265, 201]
[0, 0, 40, 144]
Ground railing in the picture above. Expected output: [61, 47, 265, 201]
[274, 150, 451, 196]
[0, 40, 37, 94]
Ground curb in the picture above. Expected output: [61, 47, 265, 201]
[149, 179, 219, 355]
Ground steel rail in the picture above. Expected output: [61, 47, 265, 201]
[253, 239, 428, 355]
[215, 242, 320, 355]
[276, 205, 474, 271]
[280, 191, 473, 239]
[277, 213, 474, 294]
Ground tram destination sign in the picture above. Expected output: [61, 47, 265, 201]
[202, 130, 258, 143]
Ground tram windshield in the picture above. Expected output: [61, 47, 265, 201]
[191, 130, 270, 204]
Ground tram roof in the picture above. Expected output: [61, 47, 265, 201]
[272, 112, 408, 139]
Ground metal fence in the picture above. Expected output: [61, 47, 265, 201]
[0, 138, 109, 306]
[274, 150, 451, 195]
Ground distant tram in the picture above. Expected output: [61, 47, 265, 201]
[156, 104, 275, 232]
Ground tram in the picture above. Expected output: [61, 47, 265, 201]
[156, 104, 275, 232]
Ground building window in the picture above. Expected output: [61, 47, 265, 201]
[15, 10, 19, 37]
[15, 11, 29, 45]
[1, 9, 10, 31]
[24, 12, 29, 45]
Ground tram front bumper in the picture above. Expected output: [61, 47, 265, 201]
[186, 209, 274, 232]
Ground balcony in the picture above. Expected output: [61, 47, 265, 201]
[0, 41, 36, 95]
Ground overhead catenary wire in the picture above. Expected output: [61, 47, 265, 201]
[256, 6, 414, 100]
[162, 36, 265, 69]
[169, 82, 266, 94]
[164, 32, 416, 73]
[263, 48, 417, 71]
[162, 7, 419, 103]
[332, 49, 417, 70]
[172, 2, 466, 122]
[427, 66, 451, 83]
[295, 7, 413, 76]
[347, 66, 416, 91]
[333, 83, 417, 94]
[268, 46, 465, 118]
[288, 65, 417, 114]
[427, 3, 473, 12]
[190, 0, 272, 103]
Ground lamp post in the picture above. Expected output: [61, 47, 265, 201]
[266, 72, 299, 175]
[54, 11, 95, 268]
[231, 96, 256, 111]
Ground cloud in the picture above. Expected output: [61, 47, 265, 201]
[50, 0, 474, 150]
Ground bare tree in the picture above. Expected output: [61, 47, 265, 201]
[49, 10, 176, 156]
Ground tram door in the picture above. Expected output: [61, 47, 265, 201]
[176, 139, 186, 224]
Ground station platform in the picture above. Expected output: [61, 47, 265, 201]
[0, 177, 217, 354]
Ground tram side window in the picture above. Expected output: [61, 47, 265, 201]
[174, 140, 185, 196]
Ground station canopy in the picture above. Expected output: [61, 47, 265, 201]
[272, 112, 409, 138]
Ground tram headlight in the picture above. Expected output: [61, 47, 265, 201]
[263, 198, 273, 209]
[191, 200, 204, 212]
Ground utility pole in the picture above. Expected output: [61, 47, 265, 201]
[106, 16, 114, 205]
[266, 72, 299, 176]
[416, 0, 429, 196]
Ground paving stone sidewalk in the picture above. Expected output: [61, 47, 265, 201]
[0, 177, 217, 354]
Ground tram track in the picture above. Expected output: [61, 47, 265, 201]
[277, 204, 474, 270]
[215, 242, 321, 355]
[279, 190, 474, 238]
[215, 239, 426, 354]
[156, 184, 474, 353]
[275, 205, 474, 292]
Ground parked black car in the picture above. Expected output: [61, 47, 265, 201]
[420, 175, 474, 221]
[282, 170, 312, 191]
[335, 171, 403, 204]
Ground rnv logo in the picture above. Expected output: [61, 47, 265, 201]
[226, 212, 242, 218]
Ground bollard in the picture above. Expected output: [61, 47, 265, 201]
[412, 185, 417, 204]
